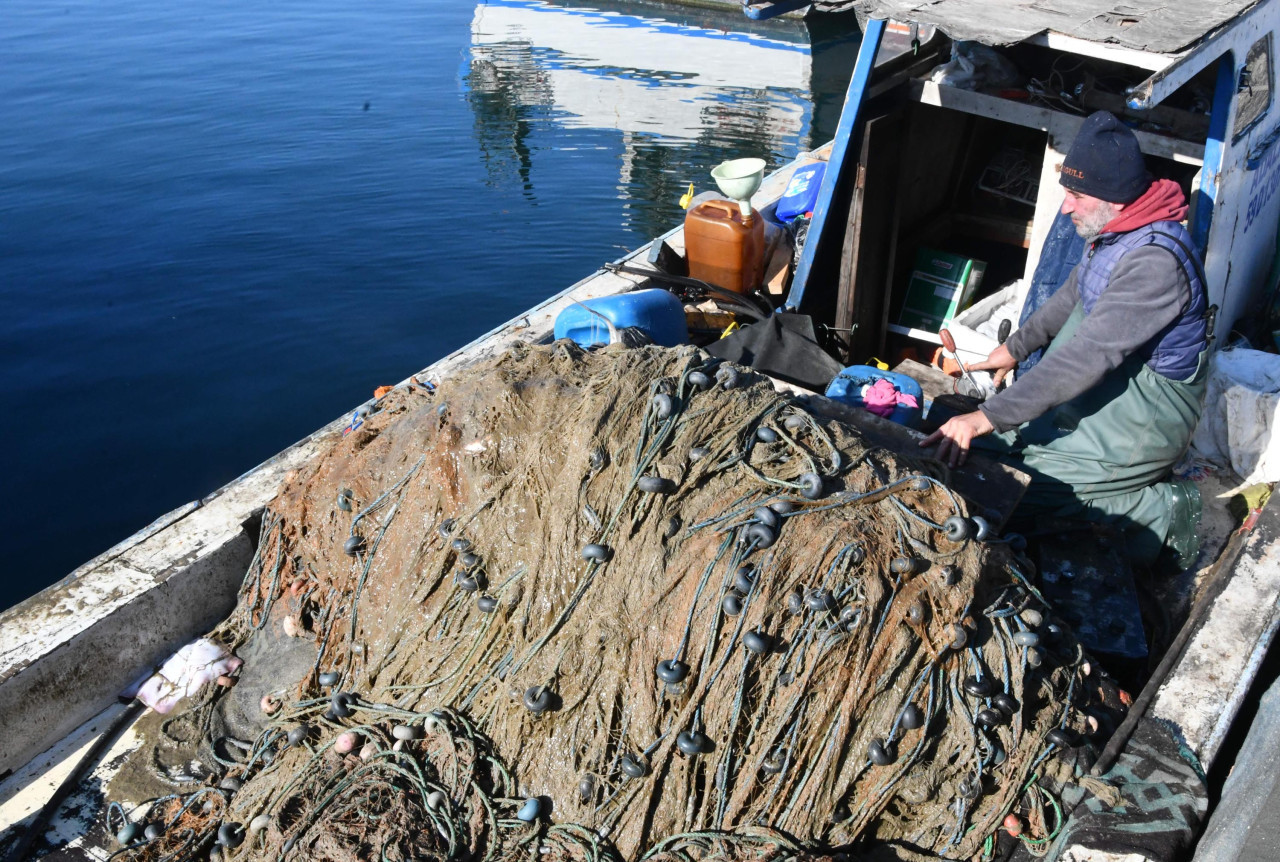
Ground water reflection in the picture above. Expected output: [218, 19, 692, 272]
[465, 0, 859, 238]
[1, 0, 864, 608]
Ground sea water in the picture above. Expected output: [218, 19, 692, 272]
[0, 0, 860, 608]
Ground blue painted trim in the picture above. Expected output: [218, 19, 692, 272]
[786, 18, 885, 311]
[1194, 52, 1235, 256]
[1246, 120, 1280, 170]
[743, 0, 811, 21]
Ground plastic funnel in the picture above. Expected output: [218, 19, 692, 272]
[710, 158, 766, 217]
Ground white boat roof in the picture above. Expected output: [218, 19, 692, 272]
[852, 0, 1263, 55]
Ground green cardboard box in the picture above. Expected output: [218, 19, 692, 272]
[897, 248, 987, 333]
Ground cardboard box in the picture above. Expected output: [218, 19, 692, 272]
[897, 248, 987, 332]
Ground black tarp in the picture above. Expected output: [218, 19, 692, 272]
[705, 312, 845, 393]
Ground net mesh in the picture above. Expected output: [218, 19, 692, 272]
[105, 341, 1093, 862]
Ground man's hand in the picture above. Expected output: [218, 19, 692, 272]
[967, 343, 1017, 388]
[919, 410, 994, 467]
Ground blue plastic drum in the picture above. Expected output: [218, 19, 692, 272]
[553, 289, 688, 348]
[825, 366, 923, 428]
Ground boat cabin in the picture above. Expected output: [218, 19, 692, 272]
[783, 1, 1280, 373]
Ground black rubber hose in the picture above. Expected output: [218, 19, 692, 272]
[5, 698, 146, 862]
[603, 263, 771, 321]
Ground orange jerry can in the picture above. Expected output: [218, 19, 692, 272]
[684, 199, 766, 294]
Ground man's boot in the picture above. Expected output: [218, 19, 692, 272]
[1164, 479, 1203, 570]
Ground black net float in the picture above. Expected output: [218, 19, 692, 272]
[216, 823, 244, 849]
[523, 686, 553, 714]
[744, 522, 777, 548]
[753, 506, 780, 529]
[976, 708, 1003, 729]
[582, 543, 613, 562]
[656, 659, 689, 684]
[992, 693, 1019, 715]
[620, 753, 648, 779]
[743, 630, 773, 654]
[676, 730, 712, 756]
[868, 738, 896, 766]
[637, 475, 676, 494]
[962, 675, 994, 698]
[900, 704, 924, 730]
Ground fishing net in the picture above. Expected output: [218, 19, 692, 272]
[105, 341, 1104, 862]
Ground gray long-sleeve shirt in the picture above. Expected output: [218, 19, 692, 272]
[978, 244, 1192, 433]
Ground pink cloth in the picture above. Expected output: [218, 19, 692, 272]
[861, 378, 919, 418]
[136, 638, 243, 713]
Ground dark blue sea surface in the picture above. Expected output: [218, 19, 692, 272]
[1, 0, 859, 608]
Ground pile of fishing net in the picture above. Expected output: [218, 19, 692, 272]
[106, 341, 1108, 862]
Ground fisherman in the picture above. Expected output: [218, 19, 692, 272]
[921, 110, 1210, 568]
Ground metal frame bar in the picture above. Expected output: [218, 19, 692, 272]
[1193, 52, 1237, 255]
[787, 17, 887, 311]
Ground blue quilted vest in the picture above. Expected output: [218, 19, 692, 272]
[1075, 221, 1208, 381]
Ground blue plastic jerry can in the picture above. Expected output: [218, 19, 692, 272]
[553, 289, 688, 348]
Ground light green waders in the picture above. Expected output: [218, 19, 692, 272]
[976, 304, 1208, 563]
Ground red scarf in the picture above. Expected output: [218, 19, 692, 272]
[1101, 178, 1188, 234]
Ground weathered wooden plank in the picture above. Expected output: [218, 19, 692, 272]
[1151, 493, 1280, 768]
[769, 375, 1030, 528]
[845, 0, 1258, 55]
[892, 358, 956, 403]
[1026, 31, 1176, 71]
[836, 112, 905, 363]
[1025, 140, 1068, 284]
[908, 79, 1206, 165]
